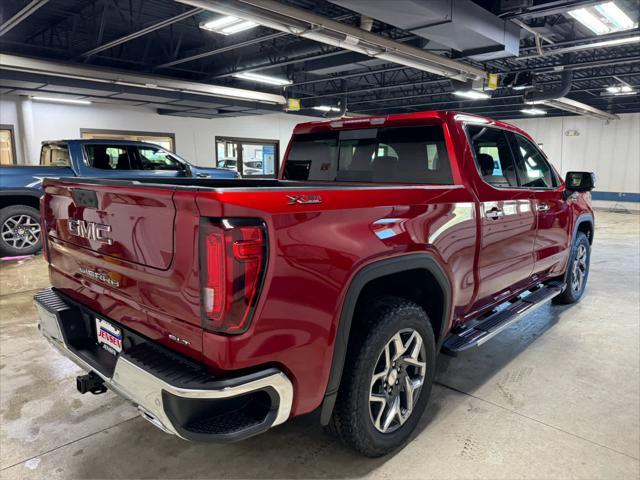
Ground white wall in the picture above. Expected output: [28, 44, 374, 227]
[0, 94, 317, 167]
[1, 93, 638, 206]
[508, 113, 640, 196]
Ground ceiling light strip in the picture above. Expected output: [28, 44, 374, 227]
[31, 96, 91, 105]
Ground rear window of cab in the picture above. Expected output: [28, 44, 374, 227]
[284, 125, 453, 185]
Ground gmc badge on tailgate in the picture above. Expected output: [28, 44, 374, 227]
[68, 219, 113, 245]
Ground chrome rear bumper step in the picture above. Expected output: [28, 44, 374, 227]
[34, 288, 293, 442]
[442, 283, 563, 356]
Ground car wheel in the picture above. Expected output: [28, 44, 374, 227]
[328, 296, 436, 457]
[0, 205, 42, 257]
[554, 231, 590, 305]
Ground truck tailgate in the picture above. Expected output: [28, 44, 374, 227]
[42, 180, 204, 360]
[44, 182, 175, 270]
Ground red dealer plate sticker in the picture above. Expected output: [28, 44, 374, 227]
[95, 318, 122, 355]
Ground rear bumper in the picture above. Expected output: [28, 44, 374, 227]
[34, 288, 293, 442]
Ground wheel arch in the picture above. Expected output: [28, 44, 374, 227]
[0, 190, 42, 211]
[574, 213, 594, 245]
[319, 253, 451, 425]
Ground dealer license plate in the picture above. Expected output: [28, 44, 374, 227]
[95, 318, 122, 355]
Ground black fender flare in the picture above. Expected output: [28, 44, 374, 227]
[573, 213, 594, 244]
[0, 189, 42, 199]
[562, 213, 594, 286]
[0, 189, 43, 210]
[319, 253, 451, 425]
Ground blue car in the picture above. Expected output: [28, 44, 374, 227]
[0, 139, 238, 257]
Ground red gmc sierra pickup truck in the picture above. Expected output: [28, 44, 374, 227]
[35, 111, 595, 457]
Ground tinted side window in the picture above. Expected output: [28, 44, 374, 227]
[467, 126, 518, 188]
[40, 144, 70, 167]
[86, 145, 134, 170]
[137, 146, 184, 171]
[511, 134, 559, 188]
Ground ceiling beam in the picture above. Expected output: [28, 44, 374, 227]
[0, 0, 49, 37]
[177, 0, 485, 81]
[505, 0, 604, 20]
[154, 32, 286, 70]
[0, 53, 286, 105]
[77, 7, 203, 59]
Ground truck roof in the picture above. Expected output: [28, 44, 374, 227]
[42, 139, 172, 148]
[292, 110, 532, 140]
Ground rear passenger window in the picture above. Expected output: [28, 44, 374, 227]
[40, 144, 70, 167]
[511, 134, 559, 189]
[284, 125, 452, 184]
[467, 126, 518, 188]
[85, 145, 133, 170]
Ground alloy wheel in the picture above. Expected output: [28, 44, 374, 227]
[1, 215, 41, 251]
[369, 328, 427, 434]
[571, 244, 588, 293]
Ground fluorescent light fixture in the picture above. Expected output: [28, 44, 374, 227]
[201, 16, 238, 30]
[568, 2, 637, 35]
[200, 16, 257, 35]
[313, 105, 340, 112]
[233, 72, 292, 86]
[220, 20, 257, 35]
[521, 108, 547, 115]
[31, 96, 91, 105]
[607, 85, 635, 94]
[568, 8, 609, 34]
[595, 2, 635, 30]
[454, 90, 490, 100]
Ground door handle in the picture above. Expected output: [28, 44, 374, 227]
[195, 173, 209, 178]
[537, 202, 550, 212]
[485, 207, 504, 220]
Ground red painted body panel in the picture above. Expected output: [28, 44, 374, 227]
[42, 111, 593, 417]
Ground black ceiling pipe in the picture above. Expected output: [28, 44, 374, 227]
[524, 68, 573, 103]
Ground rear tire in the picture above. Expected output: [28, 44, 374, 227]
[0, 205, 42, 257]
[554, 232, 590, 305]
[328, 296, 436, 457]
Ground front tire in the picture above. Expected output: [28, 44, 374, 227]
[328, 296, 436, 457]
[554, 231, 591, 304]
[0, 205, 42, 257]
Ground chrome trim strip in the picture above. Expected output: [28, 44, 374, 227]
[35, 299, 293, 438]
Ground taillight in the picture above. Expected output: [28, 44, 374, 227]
[200, 219, 267, 334]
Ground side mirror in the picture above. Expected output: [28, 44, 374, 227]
[565, 171, 595, 192]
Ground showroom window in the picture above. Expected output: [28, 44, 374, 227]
[0, 125, 17, 165]
[215, 137, 279, 178]
[284, 125, 452, 184]
[80, 129, 175, 152]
